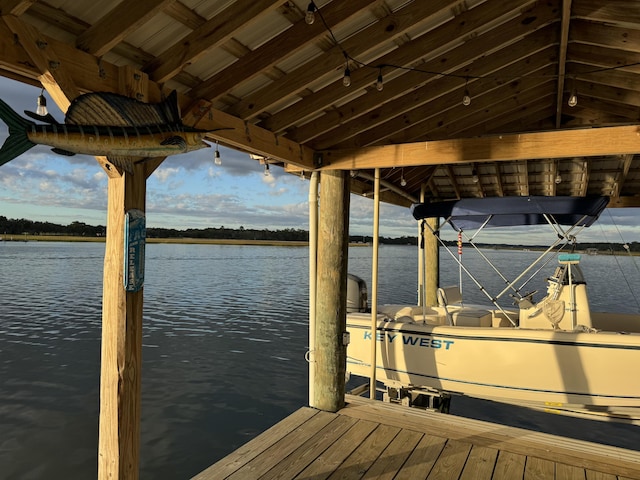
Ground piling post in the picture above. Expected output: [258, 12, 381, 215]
[98, 67, 157, 480]
[425, 217, 439, 306]
[98, 163, 146, 480]
[314, 170, 350, 412]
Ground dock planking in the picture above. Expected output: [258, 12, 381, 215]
[193, 395, 640, 479]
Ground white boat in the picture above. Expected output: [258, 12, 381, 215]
[346, 196, 640, 424]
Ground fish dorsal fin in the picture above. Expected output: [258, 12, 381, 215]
[65, 91, 182, 127]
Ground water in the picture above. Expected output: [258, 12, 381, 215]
[1, 242, 639, 479]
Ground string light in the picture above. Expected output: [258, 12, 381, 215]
[304, 4, 640, 99]
[555, 173, 562, 184]
[400, 168, 407, 187]
[305, 2, 316, 25]
[343, 64, 351, 87]
[462, 78, 471, 106]
[375, 68, 384, 91]
[214, 141, 222, 165]
[568, 76, 578, 107]
[36, 88, 47, 116]
[264, 163, 271, 177]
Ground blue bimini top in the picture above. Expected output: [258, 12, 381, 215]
[410, 196, 609, 231]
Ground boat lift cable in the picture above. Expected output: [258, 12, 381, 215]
[599, 213, 640, 311]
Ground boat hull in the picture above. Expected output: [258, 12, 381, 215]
[346, 313, 640, 422]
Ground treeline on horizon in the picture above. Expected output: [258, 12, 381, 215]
[0, 216, 411, 244]
[1, 216, 639, 251]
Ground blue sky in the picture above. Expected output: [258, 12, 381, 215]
[1, 76, 639, 245]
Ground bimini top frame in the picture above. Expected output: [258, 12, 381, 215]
[411, 196, 610, 326]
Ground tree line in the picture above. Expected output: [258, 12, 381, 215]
[1, 216, 638, 251]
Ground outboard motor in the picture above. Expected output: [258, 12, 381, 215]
[346, 274, 368, 313]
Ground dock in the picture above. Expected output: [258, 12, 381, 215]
[194, 395, 640, 479]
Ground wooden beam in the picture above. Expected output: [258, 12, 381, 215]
[308, 44, 555, 150]
[144, 0, 282, 83]
[76, 0, 176, 56]
[302, 29, 558, 148]
[261, 0, 548, 134]
[315, 170, 350, 412]
[228, 0, 454, 120]
[0, 0, 34, 15]
[0, 18, 312, 167]
[2, 14, 81, 109]
[555, 0, 572, 128]
[190, 0, 381, 102]
[182, 98, 316, 170]
[573, 0, 640, 26]
[319, 125, 640, 170]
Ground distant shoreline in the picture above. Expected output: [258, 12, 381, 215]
[0, 234, 376, 247]
[0, 234, 309, 246]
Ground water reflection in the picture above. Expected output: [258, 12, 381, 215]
[1, 242, 638, 479]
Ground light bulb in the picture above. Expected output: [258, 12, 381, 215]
[462, 91, 471, 106]
[343, 67, 351, 87]
[305, 2, 315, 24]
[36, 90, 48, 116]
[264, 164, 270, 177]
[555, 173, 562, 184]
[400, 176, 407, 187]
[568, 93, 578, 107]
[472, 174, 479, 183]
[375, 74, 383, 91]
[214, 150, 221, 165]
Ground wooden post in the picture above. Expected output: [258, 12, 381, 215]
[98, 67, 156, 480]
[369, 168, 380, 400]
[314, 170, 350, 412]
[425, 217, 439, 306]
[308, 171, 319, 407]
[98, 162, 146, 480]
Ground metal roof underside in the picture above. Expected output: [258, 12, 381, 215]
[1, 0, 640, 208]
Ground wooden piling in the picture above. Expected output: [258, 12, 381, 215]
[314, 170, 350, 412]
[425, 217, 439, 306]
[98, 163, 146, 480]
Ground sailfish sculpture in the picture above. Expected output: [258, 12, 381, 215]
[0, 90, 227, 173]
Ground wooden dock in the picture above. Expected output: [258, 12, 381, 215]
[193, 395, 640, 479]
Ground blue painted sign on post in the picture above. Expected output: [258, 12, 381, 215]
[124, 209, 146, 292]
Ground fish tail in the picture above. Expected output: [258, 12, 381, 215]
[0, 98, 36, 166]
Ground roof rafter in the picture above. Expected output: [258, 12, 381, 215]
[190, 0, 383, 102]
[310, 36, 558, 148]
[76, 0, 177, 56]
[554, 0, 572, 128]
[228, 0, 455, 120]
[144, 0, 283, 83]
[261, 0, 544, 134]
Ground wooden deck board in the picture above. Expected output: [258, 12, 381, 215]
[459, 445, 500, 480]
[193, 395, 640, 479]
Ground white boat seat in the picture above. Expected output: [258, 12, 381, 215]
[437, 286, 492, 327]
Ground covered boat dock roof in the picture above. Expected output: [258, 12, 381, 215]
[1, 0, 640, 206]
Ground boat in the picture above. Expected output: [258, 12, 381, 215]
[346, 196, 640, 424]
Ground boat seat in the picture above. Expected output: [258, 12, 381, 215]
[437, 286, 492, 327]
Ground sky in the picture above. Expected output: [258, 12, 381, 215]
[1, 76, 639, 245]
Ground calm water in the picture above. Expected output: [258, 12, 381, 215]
[1, 242, 639, 479]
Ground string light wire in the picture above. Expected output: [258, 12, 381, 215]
[308, 4, 640, 89]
